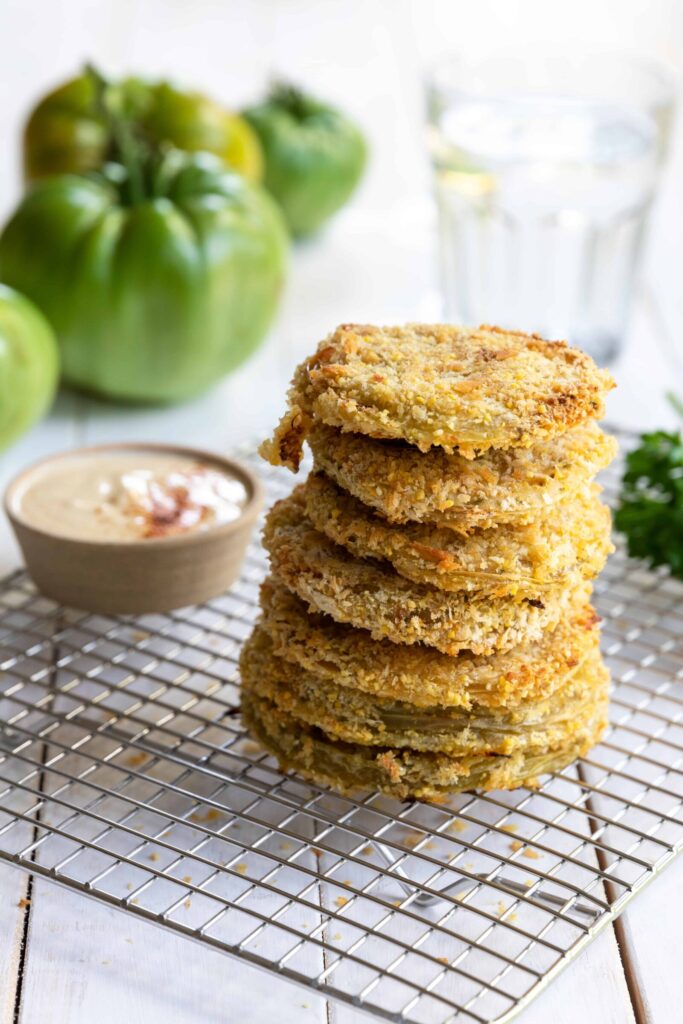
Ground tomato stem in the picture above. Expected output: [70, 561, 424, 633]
[268, 81, 316, 121]
[86, 63, 145, 204]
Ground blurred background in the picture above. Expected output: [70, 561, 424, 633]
[1, 0, 683, 569]
[3, 0, 683, 225]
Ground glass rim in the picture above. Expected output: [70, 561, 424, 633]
[426, 47, 679, 108]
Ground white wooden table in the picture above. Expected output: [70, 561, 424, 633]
[1, 1, 683, 1020]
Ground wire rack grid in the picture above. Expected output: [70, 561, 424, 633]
[1, 432, 683, 1024]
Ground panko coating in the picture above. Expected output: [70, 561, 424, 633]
[308, 421, 617, 528]
[240, 626, 608, 756]
[258, 578, 599, 710]
[263, 488, 589, 655]
[304, 471, 613, 597]
[260, 323, 615, 469]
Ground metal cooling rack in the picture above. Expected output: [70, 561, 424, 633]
[1, 435, 683, 1024]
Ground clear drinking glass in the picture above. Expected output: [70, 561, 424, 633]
[426, 51, 676, 362]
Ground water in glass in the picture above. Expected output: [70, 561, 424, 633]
[429, 85, 664, 362]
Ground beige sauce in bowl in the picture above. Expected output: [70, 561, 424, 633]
[9, 450, 249, 542]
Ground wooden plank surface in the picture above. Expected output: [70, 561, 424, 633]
[330, 927, 637, 1024]
[592, 284, 683, 1024]
[0, 865, 30, 1024]
[17, 880, 329, 1024]
[15, 880, 637, 1024]
[612, 858, 683, 1024]
[0, 397, 82, 1021]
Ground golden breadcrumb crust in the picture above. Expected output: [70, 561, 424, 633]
[259, 578, 600, 709]
[309, 422, 618, 528]
[304, 472, 613, 598]
[262, 489, 590, 655]
[241, 688, 609, 800]
[260, 323, 615, 469]
[240, 627, 608, 756]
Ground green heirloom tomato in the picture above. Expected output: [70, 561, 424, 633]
[243, 83, 367, 237]
[0, 284, 59, 450]
[0, 152, 287, 403]
[142, 81, 264, 182]
[24, 73, 264, 184]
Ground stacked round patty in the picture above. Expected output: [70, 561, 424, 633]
[243, 323, 617, 801]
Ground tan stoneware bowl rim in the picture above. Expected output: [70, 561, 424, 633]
[3, 442, 264, 551]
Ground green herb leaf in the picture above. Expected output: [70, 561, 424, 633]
[614, 429, 683, 578]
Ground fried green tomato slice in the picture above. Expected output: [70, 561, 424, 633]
[260, 323, 615, 469]
[240, 626, 608, 756]
[303, 472, 613, 598]
[258, 578, 599, 710]
[308, 421, 617, 529]
[241, 685, 609, 801]
[262, 488, 589, 655]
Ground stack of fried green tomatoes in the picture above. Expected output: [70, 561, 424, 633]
[242, 322, 617, 801]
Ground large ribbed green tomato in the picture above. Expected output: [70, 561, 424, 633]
[0, 152, 288, 403]
[0, 285, 58, 449]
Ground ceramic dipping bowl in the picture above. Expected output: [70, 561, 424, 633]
[4, 443, 263, 615]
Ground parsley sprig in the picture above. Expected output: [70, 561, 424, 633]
[614, 394, 683, 579]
